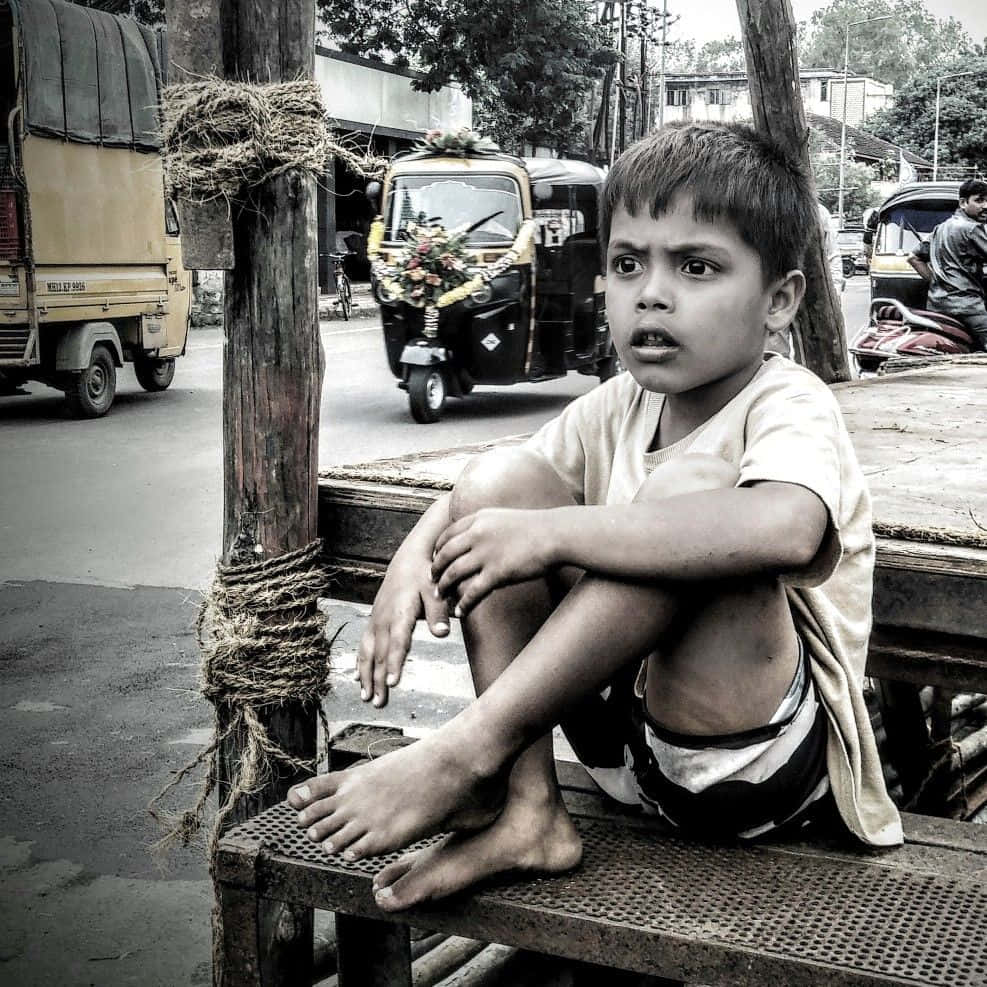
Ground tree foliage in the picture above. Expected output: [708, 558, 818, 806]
[808, 132, 882, 220]
[798, 0, 973, 89]
[316, 0, 616, 155]
[867, 53, 987, 175]
[74, 0, 164, 26]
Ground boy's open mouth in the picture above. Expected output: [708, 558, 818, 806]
[631, 328, 679, 361]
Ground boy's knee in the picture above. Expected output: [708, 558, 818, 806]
[634, 454, 739, 503]
[451, 448, 571, 520]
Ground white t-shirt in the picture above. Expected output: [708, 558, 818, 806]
[526, 353, 903, 847]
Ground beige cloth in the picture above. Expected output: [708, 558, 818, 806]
[526, 353, 903, 846]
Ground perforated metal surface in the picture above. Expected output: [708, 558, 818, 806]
[228, 802, 987, 986]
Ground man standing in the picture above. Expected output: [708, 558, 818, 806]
[908, 179, 987, 350]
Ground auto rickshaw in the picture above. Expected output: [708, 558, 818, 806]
[862, 181, 966, 309]
[849, 181, 985, 374]
[367, 146, 617, 422]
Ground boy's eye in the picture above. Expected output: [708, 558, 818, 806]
[682, 258, 715, 276]
[613, 255, 642, 275]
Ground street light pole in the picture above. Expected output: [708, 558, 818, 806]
[836, 13, 892, 226]
[933, 71, 974, 181]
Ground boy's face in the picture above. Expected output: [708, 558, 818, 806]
[606, 196, 796, 414]
[959, 193, 987, 223]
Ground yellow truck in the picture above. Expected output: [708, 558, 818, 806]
[0, 0, 190, 417]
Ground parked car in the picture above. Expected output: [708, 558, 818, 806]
[836, 228, 869, 277]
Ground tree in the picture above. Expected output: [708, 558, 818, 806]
[694, 36, 747, 73]
[808, 131, 882, 219]
[76, 0, 164, 26]
[799, 0, 973, 89]
[317, 0, 616, 155]
[867, 54, 987, 176]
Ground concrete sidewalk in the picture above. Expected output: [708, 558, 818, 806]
[0, 580, 470, 986]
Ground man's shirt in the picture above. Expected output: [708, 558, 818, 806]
[914, 208, 987, 314]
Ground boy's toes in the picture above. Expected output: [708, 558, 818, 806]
[286, 782, 314, 809]
[372, 856, 415, 894]
[288, 773, 340, 808]
[323, 820, 367, 857]
[301, 809, 345, 844]
[296, 795, 338, 828]
[338, 830, 387, 863]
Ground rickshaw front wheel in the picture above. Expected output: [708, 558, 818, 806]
[408, 366, 447, 423]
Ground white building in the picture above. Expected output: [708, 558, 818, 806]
[314, 47, 472, 288]
[662, 68, 892, 127]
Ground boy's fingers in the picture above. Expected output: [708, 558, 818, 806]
[422, 591, 451, 637]
[434, 551, 481, 598]
[433, 514, 469, 555]
[371, 655, 390, 708]
[454, 575, 490, 617]
[357, 625, 385, 702]
[383, 621, 414, 691]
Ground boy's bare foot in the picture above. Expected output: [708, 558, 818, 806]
[370, 792, 583, 912]
[287, 730, 506, 860]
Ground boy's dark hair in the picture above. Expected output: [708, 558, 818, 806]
[959, 178, 987, 200]
[601, 122, 817, 281]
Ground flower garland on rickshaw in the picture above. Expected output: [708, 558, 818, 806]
[367, 217, 536, 338]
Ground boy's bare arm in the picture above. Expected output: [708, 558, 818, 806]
[432, 481, 828, 615]
[356, 493, 452, 706]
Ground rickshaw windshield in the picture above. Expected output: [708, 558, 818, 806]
[385, 175, 523, 245]
[876, 203, 955, 254]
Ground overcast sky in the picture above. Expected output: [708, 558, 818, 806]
[672, 0, 987, 47]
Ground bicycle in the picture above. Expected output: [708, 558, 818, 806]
[330, 251, 353, 321]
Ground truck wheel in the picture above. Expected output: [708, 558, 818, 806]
[842, 257, 854, 278]
[135, 357, 176, 392]
[65, 343, 116, 418]
[408, 366, 446, 423]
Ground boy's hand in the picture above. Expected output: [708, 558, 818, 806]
[356, 558, 450, 709]
[431, 508, 554, 616]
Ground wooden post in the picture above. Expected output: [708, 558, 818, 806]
[735, 0, 851, 384]
[165, 1, 322, 982]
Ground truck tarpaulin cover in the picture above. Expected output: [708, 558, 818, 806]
[10, 0, 161, 151]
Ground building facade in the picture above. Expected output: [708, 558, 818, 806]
[315, 48, 472, 289]
[662, 69, 891, 128]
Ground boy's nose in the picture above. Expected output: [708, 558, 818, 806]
[635, 273, 673, 311]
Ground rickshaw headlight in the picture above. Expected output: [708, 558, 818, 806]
[470, 283, 493, 305]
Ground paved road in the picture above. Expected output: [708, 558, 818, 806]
[0, 281, 871, 986]
[0, 279, 869, 591]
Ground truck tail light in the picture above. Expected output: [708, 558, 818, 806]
[0, 191, 21, 260]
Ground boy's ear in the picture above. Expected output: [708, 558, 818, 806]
[765, 270, 806, 333]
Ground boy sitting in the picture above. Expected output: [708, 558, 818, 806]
[289, 122, 902, 912]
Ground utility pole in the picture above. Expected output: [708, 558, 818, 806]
[165, 1, 323, 982]
[736, 0, 850, 383]
[657, 0, 668, 128]
[618, 0, 628, 156]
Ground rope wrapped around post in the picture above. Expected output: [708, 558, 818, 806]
[161, 77, 387, 205]
[149, 539, 335, 855]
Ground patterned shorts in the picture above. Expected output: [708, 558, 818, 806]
[559, 637, 832, 841]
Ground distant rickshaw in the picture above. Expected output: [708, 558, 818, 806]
[367, 145, 618, 423]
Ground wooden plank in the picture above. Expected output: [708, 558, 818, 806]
[832, 365, 987, 542]
[319, 365, 987, 549]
